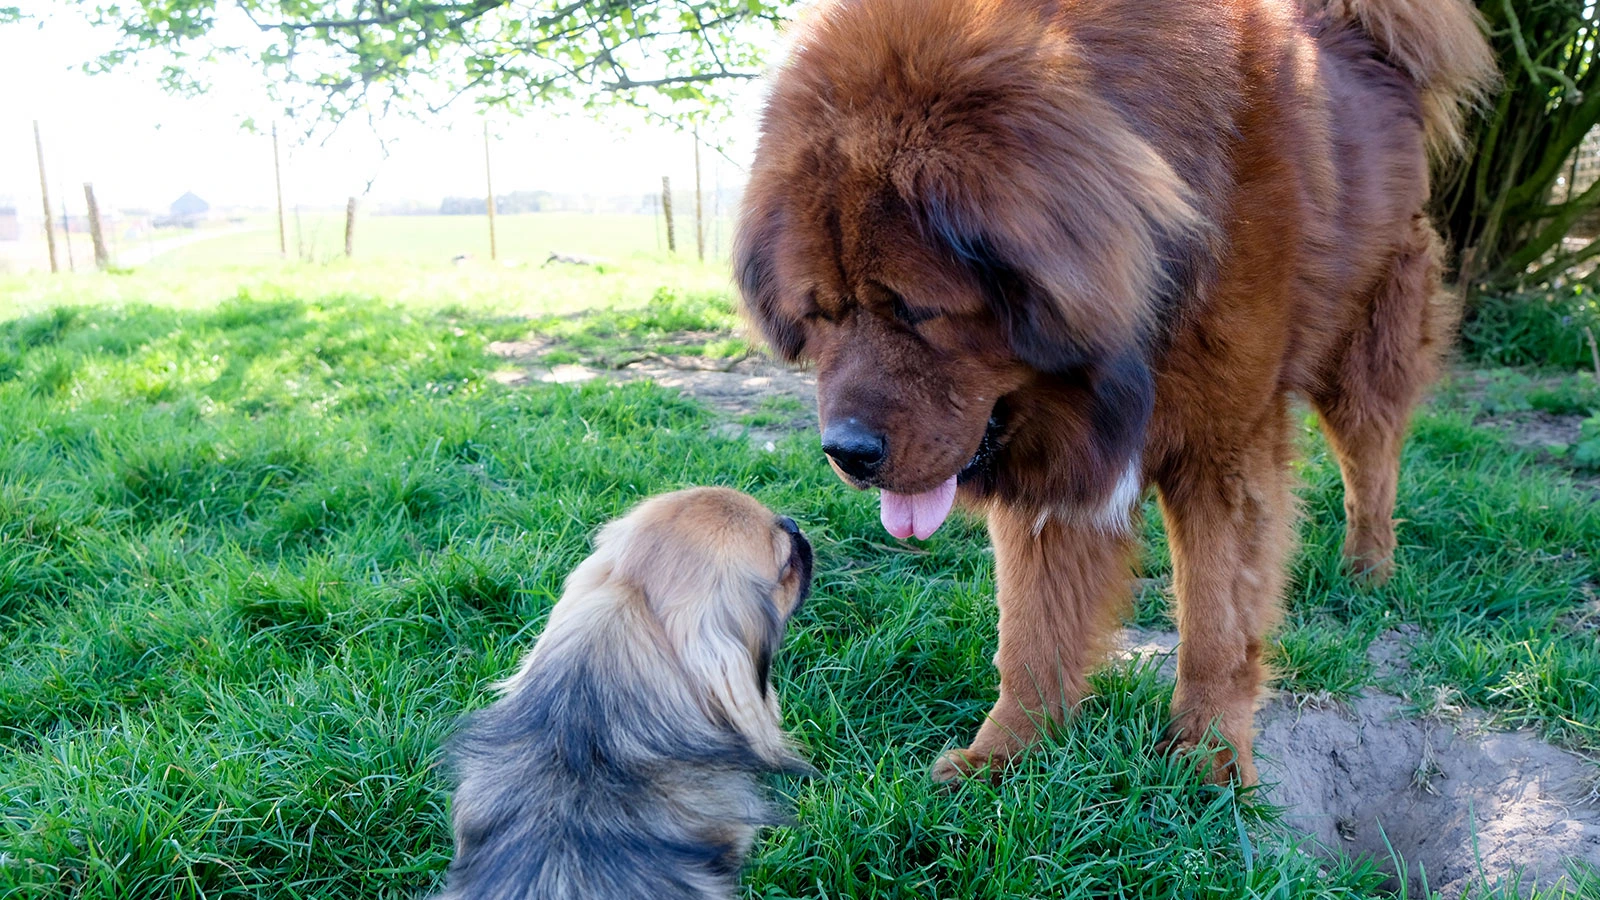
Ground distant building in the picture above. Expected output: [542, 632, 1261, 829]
[171, 192, 209, 217]
[157, 192, 211, 228]
[0, 205, 18, 241]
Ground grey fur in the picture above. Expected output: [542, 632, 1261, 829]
[432, 498, 812, 900]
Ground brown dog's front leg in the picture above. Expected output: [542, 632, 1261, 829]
[1156, 422, 1295, 786]
[932, 506, 1135, 782]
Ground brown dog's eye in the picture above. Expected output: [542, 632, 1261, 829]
[800, 289, 837, 325]
[890, 292, 942, 328]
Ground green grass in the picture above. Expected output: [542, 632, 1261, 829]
[0, 272, 1597, 898]
[1282, 409, 1600, 743]
[0, 255, 735, 325]
[1462, 286, 1600, 372]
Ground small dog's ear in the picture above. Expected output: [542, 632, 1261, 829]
[734, 199, 805, 361]
[665, 578, 806, 771]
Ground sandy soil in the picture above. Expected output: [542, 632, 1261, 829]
[1119, 629, 1600, 897]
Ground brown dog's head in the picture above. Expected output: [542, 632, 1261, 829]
[735, 0, 1203, 538]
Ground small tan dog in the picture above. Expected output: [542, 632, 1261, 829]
[435, 487, 814, 900]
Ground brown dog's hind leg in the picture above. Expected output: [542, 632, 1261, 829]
[1318, 409, 1404, 583]
[1314, 217, 1453, 584]
[931, 508, 1135, 782]
[1157, 403, 1296, 786]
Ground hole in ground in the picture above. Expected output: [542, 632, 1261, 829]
[1120, 629, 1600, 896]
[1259, 692, 1600, 896]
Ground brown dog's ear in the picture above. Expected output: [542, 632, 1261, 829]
[1082, 348, 1156, 484]
[929, 213, 1157, 486]
[935, 227, 1092, 373]
[897, 67, 1206, 367]
[936, 220, 1202, 377]
[733, 202, 805, 362]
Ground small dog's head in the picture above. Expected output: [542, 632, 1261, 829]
[528, 487, 814, 769]
[440, 488, 814, 900]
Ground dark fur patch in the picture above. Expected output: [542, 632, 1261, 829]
[1085, 348, 1155, 470]
[923, 200, 1098, 373]
[435, 654, 789, 900]
[454, 659, 772, 781]
[733, 206, 804, 361]
[1149, 227, 1211, 350]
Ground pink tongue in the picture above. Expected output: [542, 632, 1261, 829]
[880, 476, 959, 541]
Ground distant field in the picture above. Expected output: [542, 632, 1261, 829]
[148, 212, 738, 268]
[0, 254, 737, 325]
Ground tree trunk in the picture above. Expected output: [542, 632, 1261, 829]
[1436, 1, 1600, 295]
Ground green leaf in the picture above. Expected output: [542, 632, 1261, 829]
[52, 0, 792, 130]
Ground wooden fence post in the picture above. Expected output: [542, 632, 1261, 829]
[83, 183, 110, 270]
[484, 122, 498, 261]
[61, 199, 75, 272]
[33, 121, 58, 274]
[273, 123, 287, 257]
[344, 197, 357, 257]
[693, 126, 705, 262]
[662, 176, 676, 254]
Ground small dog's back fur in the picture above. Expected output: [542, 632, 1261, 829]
[436, 616, 805, 899]
[434, 488, 813, 900]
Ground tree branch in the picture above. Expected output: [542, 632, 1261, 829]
[604, 70, 758, 90]
[1493, 175, 1600, 281]
[1521, 232, 1600, 285]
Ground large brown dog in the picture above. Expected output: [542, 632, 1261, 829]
[735, 0, 1495, 783]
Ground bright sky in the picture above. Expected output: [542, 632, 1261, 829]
[0, 9, 770, 215]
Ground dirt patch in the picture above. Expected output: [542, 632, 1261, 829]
[1120, 629, 1600, 897]
[489, 342, 817, 419]
[1478, 410, 1587, 452]
[489, 342, 819, 447]
[1433, 368, 1600, 493]
[1474, 411, 1600, 494]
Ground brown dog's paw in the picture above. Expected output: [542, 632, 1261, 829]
[1342, 529, 1397, 586]
[1158, 721, 1258, 787]
[929, 747, 1010, 785]
[1342, 551, 1394, 586]
[929, 749, 975, 784]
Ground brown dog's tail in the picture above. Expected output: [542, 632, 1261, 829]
[1318, 0, 1499, 156]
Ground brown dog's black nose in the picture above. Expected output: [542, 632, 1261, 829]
[822, 420, 885, 481]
